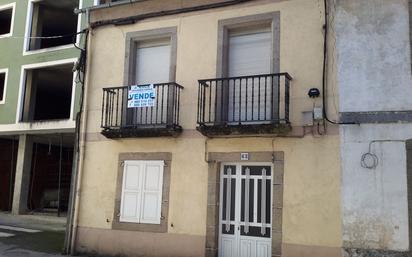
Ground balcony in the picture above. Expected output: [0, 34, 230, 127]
[197, 73, 292, 137]
[101, 83, 183, 138]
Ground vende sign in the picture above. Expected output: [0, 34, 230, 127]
[127, 84, 156, 108]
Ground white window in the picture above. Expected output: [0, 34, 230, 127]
[120, 160, 164, 224]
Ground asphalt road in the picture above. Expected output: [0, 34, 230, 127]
[0, 213, 69, 257]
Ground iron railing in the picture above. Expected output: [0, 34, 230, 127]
[101, 82, 183, 137]
[197, 73, 292, 127]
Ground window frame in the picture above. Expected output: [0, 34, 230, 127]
[0, 2, 16, 39]
[0, 68, 9, 104]
[113, 152, 172, 233]
[216, 12, 280, 78]
[22, 0, 82, 55]
[215, 12, 280, 122]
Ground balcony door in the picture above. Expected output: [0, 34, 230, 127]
[126, 38, 171, 126]
[226, 29, 275, 123]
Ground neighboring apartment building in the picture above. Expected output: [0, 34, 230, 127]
[67, 0, 412, 257]
[0, 0, 94, 216]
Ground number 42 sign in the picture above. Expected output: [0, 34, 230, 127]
[127, 84, 156, 108]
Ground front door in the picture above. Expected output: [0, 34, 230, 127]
[219, 163, 272, 257]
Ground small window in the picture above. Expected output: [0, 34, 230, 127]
[27, 0, 79, 51]
[0, 71, 6, 103]
[0, 4, 14, 37]
[120, 160, 164, 224]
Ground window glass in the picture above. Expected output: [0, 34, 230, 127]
[0, 73, 5, 102]
[0, 7, 12, 36]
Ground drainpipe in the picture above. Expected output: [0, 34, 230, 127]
[68, 21, 93, 255]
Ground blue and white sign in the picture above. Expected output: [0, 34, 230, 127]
[127, 84, 156, 108]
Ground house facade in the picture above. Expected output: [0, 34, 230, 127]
[72, 0, 342, 256]
[0, 0, 94, 216]
[69, 0, 412, 257]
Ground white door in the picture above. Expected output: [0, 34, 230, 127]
[227, 30, 274, 123]
[219, 163, 273, 257]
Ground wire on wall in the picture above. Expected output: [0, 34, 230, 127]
[360, 140, 405, 169]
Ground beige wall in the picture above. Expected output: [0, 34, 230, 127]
[77, 0, 342, 255]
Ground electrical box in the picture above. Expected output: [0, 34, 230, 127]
[313, 107, 323, 121]
[302, 111, 313, 126]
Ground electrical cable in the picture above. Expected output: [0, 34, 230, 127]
[322, 0, 357, 125]
[74, 30, 89, 152]
[90, 0, 252, 29]
[360, 140, 405, 169]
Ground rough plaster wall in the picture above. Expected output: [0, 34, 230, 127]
[335, 0, 412, 251]
[335, 0, 412, 112]
[340, 124, 410, 251]
[410, 0, 412, 70]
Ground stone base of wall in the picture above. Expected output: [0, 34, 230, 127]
[75, 226, 205, 257]
[343, 248, 409, 257]
[282, 243, 343, 257]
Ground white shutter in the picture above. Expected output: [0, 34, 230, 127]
[140, 161, 164, 224]
[119, 160, 164, 224]
[119, 161, 143, 223]
[135, 39, 171, 85]
[228, 31, 271, 77]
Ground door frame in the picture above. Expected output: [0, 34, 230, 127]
[205, 152, 284, 257]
